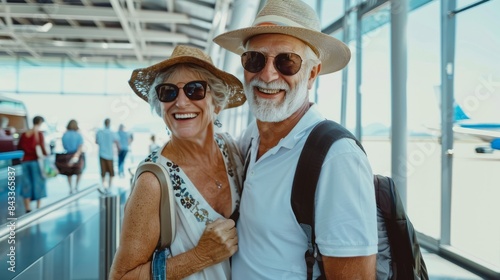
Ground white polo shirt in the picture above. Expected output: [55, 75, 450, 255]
[233, 105, 378, 280]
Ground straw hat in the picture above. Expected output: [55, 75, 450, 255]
[213, 0, 351, 75]
[129, 45, 246, 108]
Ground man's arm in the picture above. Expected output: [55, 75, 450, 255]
[322, 255, 376, 280]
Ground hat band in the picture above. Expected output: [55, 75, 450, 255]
[252, 15, 312, 29]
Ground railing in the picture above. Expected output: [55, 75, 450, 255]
[0, 184, 125, 280]
[0, 185, 98, 241]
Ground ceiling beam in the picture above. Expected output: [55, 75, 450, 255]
[0, 26, 189, 42]
[110, 0, 142, 61]
[0, 5, 40, 58]
[0, 3, 190, 24]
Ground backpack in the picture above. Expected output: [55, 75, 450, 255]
[291, 120, 428, 280]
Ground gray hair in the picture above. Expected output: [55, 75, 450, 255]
[303, 44, 321, 70]
[147, 64, 229, 116]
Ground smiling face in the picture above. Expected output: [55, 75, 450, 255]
[159, 66, 217, 141]
[243, 34, 321, 122]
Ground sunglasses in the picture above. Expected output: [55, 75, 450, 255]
[241, 51, 303, 76]
[155, 80, 208, 102]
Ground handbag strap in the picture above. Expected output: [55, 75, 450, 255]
[132, 148, 176, 250]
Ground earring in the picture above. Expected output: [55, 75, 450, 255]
[214, 119, 222, 128]
[166, 126, 171, 136]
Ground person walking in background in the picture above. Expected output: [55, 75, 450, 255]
[214, 0, 378, 278]
[117, 123, 133, 178]
[148, 134, 160, 153]
[17, 115, 48, 213]
[0, 116, 12, 139]
[95, 118, 119, 189]
[61, 119, 85, 194]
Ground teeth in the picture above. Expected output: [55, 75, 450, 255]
[257, 87, 281, 94]
[174, 113, 198, 119]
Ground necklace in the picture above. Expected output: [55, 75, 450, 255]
[199, 169, 224, 189]
[215, 180, 223, 189]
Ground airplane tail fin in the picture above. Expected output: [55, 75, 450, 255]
[434, 85, 470, 122]
[454, 103, 470, 122]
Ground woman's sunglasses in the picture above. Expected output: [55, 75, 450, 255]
[241, 51, 303, 76]
[155, 80, 208, 103]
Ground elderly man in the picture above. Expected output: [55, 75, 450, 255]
[214, 0, 378, 279]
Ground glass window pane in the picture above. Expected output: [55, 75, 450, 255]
[63, 67, 107, 95]
[319, 0, 344, 29]
[18, 60, 62, 93]
[0, 61, 17, 92]
[452, 0, 500, 267]
[406, 0, 441, 240]
[106, 68, 134, 95]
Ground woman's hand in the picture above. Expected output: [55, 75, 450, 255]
[165, 218, 238, 279]
[193, 218, 238, 264]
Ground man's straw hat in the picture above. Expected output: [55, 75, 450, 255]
[213, 0, 351, 75]
[129, 45, 246, 108]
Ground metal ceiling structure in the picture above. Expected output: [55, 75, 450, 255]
[0, 0, 256, 64]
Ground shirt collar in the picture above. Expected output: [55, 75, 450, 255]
[271, 103, 325, 151]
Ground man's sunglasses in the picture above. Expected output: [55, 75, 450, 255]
[241, 51, 303, 76]
[155, 80, 208, 103]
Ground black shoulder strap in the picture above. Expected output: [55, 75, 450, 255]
[291, 120, 364, 280]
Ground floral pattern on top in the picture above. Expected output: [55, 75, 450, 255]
[143, 134, 241, 226]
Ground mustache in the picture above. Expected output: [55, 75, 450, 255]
[247, 78, 290, 92]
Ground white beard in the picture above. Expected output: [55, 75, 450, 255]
[244, 76, 309, 122]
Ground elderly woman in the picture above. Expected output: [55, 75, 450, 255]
[109, 45, 246, 280]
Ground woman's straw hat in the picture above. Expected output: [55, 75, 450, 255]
[129, 45, 246, 108]
[213, 0, 351, 75]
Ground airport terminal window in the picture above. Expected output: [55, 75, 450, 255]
[18, 63, 62, 94]
[316, 69, 342, 122]
[359, 14, 391, 134]
[318, 0, 344, 29]
[0, 63, 16, 93]
[105, 68, 135, 95]
[315, 29, 343, 123]
[452, 0, 500, 268]
[1, 57, 139, 97]
[406, 0, 441, 240]
[64, 67, 108, 95]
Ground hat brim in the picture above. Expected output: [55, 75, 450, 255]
[214, 25, 351, 75]
[129, 56, 246, 109]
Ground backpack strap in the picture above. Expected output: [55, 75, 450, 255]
[291, 120, 364, 280]
[219, 132, 244, 222]
[133, 160, 176, 250]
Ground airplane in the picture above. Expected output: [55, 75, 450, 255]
[452, 103, 500, 153]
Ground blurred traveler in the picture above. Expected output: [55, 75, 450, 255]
[60, 119, 85, 193]
[148, 134, 160, 153]
[110, 45, 245, 280]
[17, 115, 47, 213]
[0, 116, 12, 139]
[117, 123, 133, 177]
[95, 118, 119, 189]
